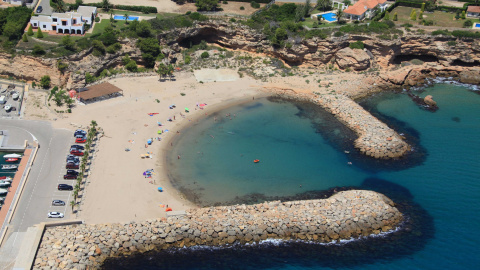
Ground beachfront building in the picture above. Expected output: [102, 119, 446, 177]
[467, 6, 480, 18]
[29, 5, 97, 35]
[343, 0, 388, 21]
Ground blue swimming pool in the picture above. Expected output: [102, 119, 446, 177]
[475, 23, 480, 27]
[113, 15, 139, 21]
[319, 12, 337, 22]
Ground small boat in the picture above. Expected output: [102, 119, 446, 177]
[0, 181, 11, 187]
[0, 176, 12, 181]
[5, 158, 18, 162]
[4, 153, 22, 159]
[0, 189, 8, 195]
[254, 159, 260, 163]
[2, 165, 18, 170]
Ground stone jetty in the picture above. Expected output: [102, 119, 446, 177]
[33, 190, 403, 269]
[315, 93, 410, 159]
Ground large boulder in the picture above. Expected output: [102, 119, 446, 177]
[459, 70, 480, 84]
[424, 95, 437, 106]
[335, 47, 371, 71]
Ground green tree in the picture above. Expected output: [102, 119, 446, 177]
[419, 10, 423, 20]
[92, 40, 106, 56]
[137, 37, 160, 67]
[124, 14, 129, 24]
[36, 27, 44, 38]
[65, 97, 74, 108]
[2, 21, 23, 40]
[74, 0, 84, 9]
[27, 24, 34, 36]
[464, 19, 473, 27]
[421, 2, 425, 12]
[461, 10, 466, 20]
[410, 9, 416, 21]
[85, 72, 94, 84]
[201, 51, 209, 58]
[393, 12, 398, 21]
[167, 64, 174, 80]
[384, 11, 390, 20]
[57, 60, 68, 73]
[40, 75, 51, 89]
[157, 63, 168, 80]
[102, 0, 111, 11]
[62, 35, 76, 51]
[122, 55, 131, 65]
[100, 25, 118, 46]
[22, 33, 28, 42]
[136, 21, 153, 38]
[195, 0, 219, 11]
[32, 44, 45, 55]
[295, 4, 305, 22]
[316, 0, 330, 12]
[344, 0, 351, 6]
[125, 60, 138, 72]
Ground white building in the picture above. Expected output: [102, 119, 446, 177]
[29, 5, 97, 35]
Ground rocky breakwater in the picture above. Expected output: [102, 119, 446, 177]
[316, 93, 409, 159]
[33, 190, 403, 269]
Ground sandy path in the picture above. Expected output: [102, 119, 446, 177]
[47, 72, 261, 224]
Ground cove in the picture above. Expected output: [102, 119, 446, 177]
[111, 82, 480, 270]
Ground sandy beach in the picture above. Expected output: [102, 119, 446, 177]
[26, 72, 262, 224]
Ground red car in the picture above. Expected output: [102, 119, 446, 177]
[64, 174, 78, 179]
[70, 149, 84, 156]
[75, 136, 87, 143]
[66, 163, 79, 169]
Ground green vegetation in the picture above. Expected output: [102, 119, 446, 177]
[0, 6, 32, 49]
[27, 25, 34, 36]
[432, 29, 480, 38]
[196, 0, 220, 11]
[251, 1, 260, 8]
[22, 34, 28, 43]
[36, 28, 44, 38]
[201, 51, 210, 58]
[32, 44, 46, 56]
[125, 60, 138, 72]
[40, 75, 51, 89]
[410, 9, 417, 21]
[349, 41, 364, 49]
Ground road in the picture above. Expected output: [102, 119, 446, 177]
[0, 119, 73, 270]
[36, 0, 53, 16]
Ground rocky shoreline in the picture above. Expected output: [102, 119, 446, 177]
[33, 190, 403, 269]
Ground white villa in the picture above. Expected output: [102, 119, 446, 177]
[467, 6, 480, 18]
[342, 0, 388, 20]
[29, 6, 97, 35]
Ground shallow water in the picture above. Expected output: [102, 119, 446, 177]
[104, 82, 480, 269]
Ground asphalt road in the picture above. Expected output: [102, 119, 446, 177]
[36, 0, 53, 16]
[1, 119, 74, 233]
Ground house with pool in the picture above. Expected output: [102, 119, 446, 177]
[29, 5, 97, 35]
[343, 0, 388, 21]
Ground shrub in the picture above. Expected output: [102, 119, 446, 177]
[461, 10, 466, 20]
[410, 9, 416, 21]
[95, 17, 100, 22]
[115, 5, 157, 14]
[447, 40, 456, 46]
[223, 0, 228, 3]
[432, 29, 451, 36]
[312, 21, 318, 28]
[251, 1, 260, 8]
[184, 54, 191, 64]
[106, 42, 122, 54]
[40, 75, 51, 89]
[349, 40, 364, 49]
[125, 60, 138, 72]
[32, 44, 45, 55]
[22, 33, 28, 42]
[57, 61, 68, 73]
[201, 51, 210, 58]
[85, 72, 94, 84]
[240, 6, 245, 10]
[27, 24, 34, 36]
[334, 31, 343, 37]
[464, 19, 473, 28]
[230, 18, 236, 22]
[36, 27, 44, 38]
[186, 11, 192, 15]
[384, 11, 390, 20]
[32, 82, 36, 88]
[122, 55, 131, 65]
[92, 40, 106, 56]
[189, 12, 208, 21]
[393, 12, 398, 21]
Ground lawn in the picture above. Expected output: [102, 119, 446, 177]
[92, 19, 128, 35]
[98, 9, 157, 18]
[303, 16, 341, 28]
[389, 6, 469, 28]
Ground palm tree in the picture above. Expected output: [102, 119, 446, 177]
[157, 63, 168, 81]
[102, 0, 111, 11]
[316, 0, 330, 12]
[73, 190, 79, 200]
[167, 64, 174, 80]
[124, 14, 129, 24]
[91, 120, 97, 128]
[70, 200, 76, 212]
[336, 8, 343, 24]
[52, 0, 67, 12]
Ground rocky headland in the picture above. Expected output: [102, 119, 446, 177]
[33, 190, 403, 269]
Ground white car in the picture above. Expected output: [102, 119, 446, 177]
[4, 104, 11, 112]
[12, 92, 19, 100]
[47, 212, 64, 218]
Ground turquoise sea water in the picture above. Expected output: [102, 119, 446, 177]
[103, 82, 480, 269]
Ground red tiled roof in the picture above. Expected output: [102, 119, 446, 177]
[344, 0, 385, 16]
[467, 6, 480, 13]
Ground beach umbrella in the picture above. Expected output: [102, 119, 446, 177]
[185, 108, 189, 112]
[68, 90, 76, 98]
[199, 103, 206, 107]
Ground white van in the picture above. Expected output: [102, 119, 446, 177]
[0, 96, 6, 104]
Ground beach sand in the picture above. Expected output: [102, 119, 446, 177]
[35, 73, 263, 224]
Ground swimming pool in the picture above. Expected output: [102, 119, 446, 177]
[113, 15, 139, 21]
[318, 12, 336, 22]
[475, 23, 480, 28]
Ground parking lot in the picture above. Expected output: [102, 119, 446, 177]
[0, 83, 24, 118]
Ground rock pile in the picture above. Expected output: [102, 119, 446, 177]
[33, 190, 403, 270]
[316, 93, 409, 159]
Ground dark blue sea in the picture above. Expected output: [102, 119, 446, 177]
[103, 82, 480, 269]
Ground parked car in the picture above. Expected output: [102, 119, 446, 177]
[70, 145, 85, 151]
[47, 212, 64, 218]
[75, 136, 87, 143]
[66, 170, 79, 175]
[0, 96, 6, 104]
[36, 6, 43, 13]
[74, 130, 87, 137]
[4, 104, 12, 112]
[63, 174, 77, 179]
[12, 92, 19, 100]
[70, 149, 84, 156]
[58, 184, 73, 191]
[52, 200, 65, 206]
[66, 163, 79, 169]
